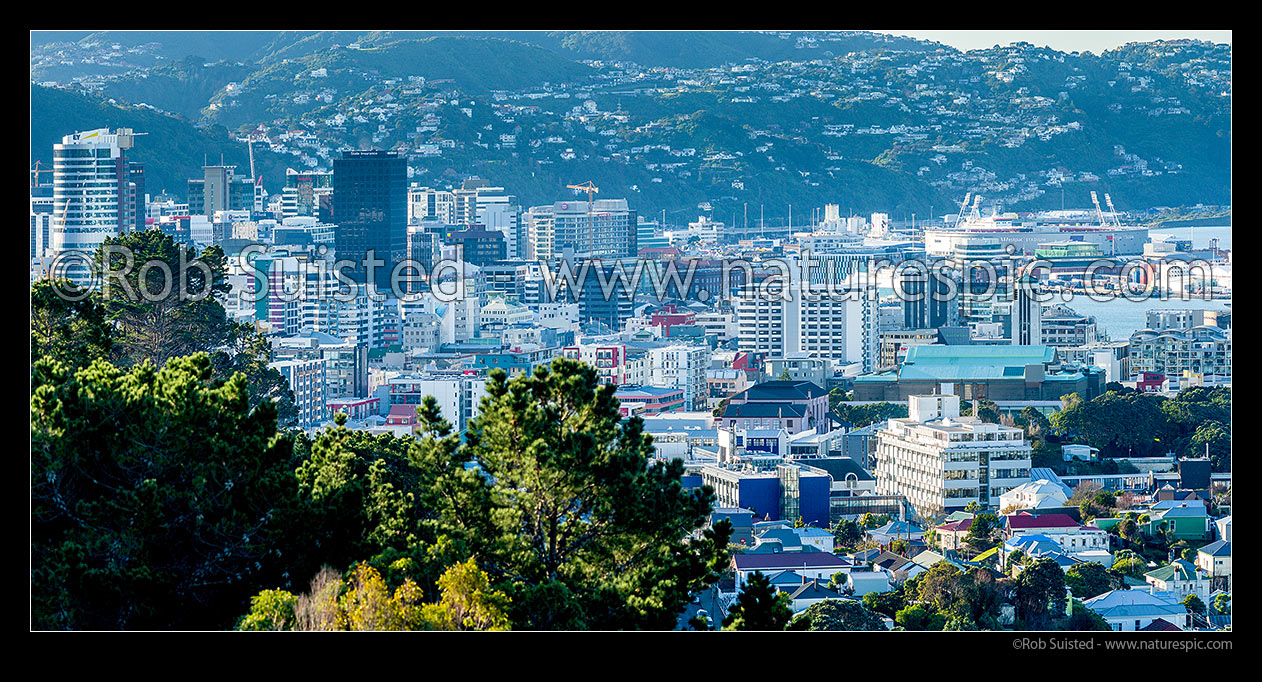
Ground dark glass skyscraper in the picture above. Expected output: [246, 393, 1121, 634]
[333, 151, 406, 287]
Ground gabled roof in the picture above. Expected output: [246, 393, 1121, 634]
[1198, 539, 1231, 557]
[763, 570, 807, 586]
[733, 552, 850, 571]
[871, 551, 914, 572]
[937, 518, 973, 533]
[1139, 617, 1182, 632]
[1145, 559, 1201, 583]
[912, 550, 946, 567]
[1082, 589, 1187, 619]
[788, 580, 840, 601]
[869, 520, 923, 537]
[731, 380, 828, 403]
[849, 548, 883, 563]
[721, 402, 807, 419]
[1006, 512, 1081, 531]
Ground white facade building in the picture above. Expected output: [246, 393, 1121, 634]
[875, 394, 1033, 521]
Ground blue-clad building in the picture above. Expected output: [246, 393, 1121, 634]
[699, 463, 831, 527]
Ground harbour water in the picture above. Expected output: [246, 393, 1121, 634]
[1055, 293, 1229, 341]
[1148, 225, 1232, 250]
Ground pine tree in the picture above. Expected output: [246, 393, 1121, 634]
[722, 571, 793, 631]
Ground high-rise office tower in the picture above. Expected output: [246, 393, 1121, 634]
[902, 265, 957, 329]
[282, 168, 334, 219]
[526, 199, 636, 262]
[188, 164, 257, 220]
[333, 150, 406, 288]
[128, 163, 146, 232]
[473, 186, 522, 259]
[49, 128, 139, 286]
[1010, 274, 1043, 346]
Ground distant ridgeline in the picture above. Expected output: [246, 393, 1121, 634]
[30, 32, 1232, 216]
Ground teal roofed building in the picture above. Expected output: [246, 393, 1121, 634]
[852, 345, 1105, 402]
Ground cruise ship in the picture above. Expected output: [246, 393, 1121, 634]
[923, 193, 1150, 258]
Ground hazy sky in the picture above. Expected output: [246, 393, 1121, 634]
[881, 30, 1232, 54]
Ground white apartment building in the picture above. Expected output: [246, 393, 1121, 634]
[1128, 326, 1231, 381]
[874, 394, 1032, 521]
[563, 343, 630, 385]
[694, 310, 738, 342]
[736, 274, 878, 373]
[385, 372, 488, 432]
[525, 199, 636, 262]
[479, 296, 534, 330]
[642, 345, 710, 410]
[408, 186, 457, 225]
[270, 357, 328, 428]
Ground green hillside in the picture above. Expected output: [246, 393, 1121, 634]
[31, 84, 290, 198]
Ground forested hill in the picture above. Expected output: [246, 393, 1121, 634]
[31, 32, 1230, 217]
[30, 84, 291, 197]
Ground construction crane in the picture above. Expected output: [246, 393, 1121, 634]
[566, 181, 599, 256]
[31, 160, 52, 188]
[566, 180, 599, 204]
[248, 138, 256, 181]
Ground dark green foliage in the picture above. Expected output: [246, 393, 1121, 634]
[1065, 606, 1112, 631]
[863, 586, 906, 619]
[88, 231, 298, 423]
[1064, 562, 1124, 599]
[722, 572, 793, 631]
[965, 513, 1001, 550]
[1053, 387, 1231, 470]
[831, 519, 862, 547]
[961, 399, 1001, 424]
[208, 323, 299, 427]
[895, 604, 945, 631]
[31, 353, 298, 629]
[800, 599, 886, 631]
[94, 230, 231, 368]
[30, 279, 113, 369]
[831, 401, 908, 428]
[1013, 558, 1067, 629]
[1181, 594, 1206, 615]
[446, 359, 731, 629]
[914, 563, 1006, 628]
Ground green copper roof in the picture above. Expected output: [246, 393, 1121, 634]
[896, 345, 1056, 381]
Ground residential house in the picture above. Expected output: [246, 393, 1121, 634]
[1081, 588, 1189, 631]
[1144, 559, 1211, 605]
[1195, 540, 1232, 591]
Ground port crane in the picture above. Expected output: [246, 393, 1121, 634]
[1090, 191, 1107, 226]
[1103, 193, 1122, 227]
